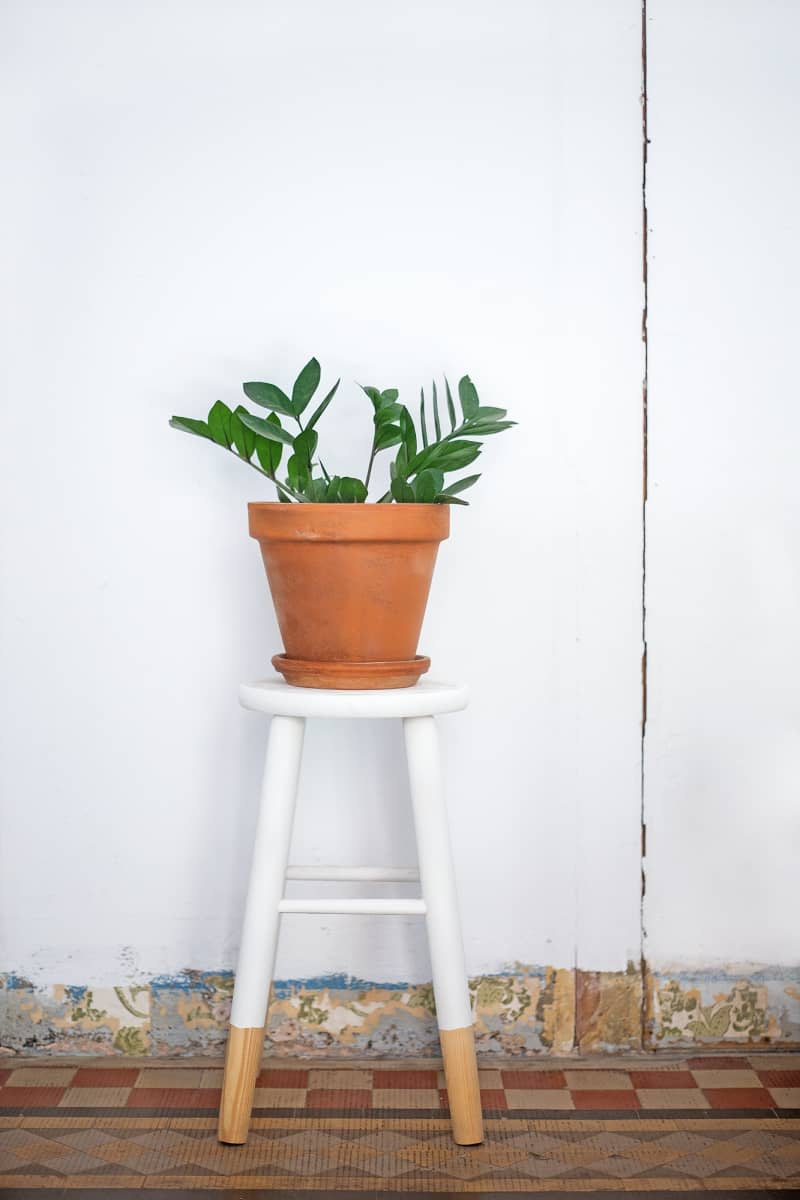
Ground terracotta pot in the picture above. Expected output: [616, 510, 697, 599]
[248, 503, 450, 689]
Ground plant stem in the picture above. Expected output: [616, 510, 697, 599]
[224, 446, 305, 502]
[364, 433, 378, 490]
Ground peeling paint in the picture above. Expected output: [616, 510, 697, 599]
[3, 964, 797, 1057]
[577, 963, 643, 1054]
[648, 969, 800, 1047]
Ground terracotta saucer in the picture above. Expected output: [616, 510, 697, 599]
[272, 654, 431, 691]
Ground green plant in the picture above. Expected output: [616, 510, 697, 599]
[170, 357, 514, 504]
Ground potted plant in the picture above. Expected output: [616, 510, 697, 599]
[170, 358, 514, 688]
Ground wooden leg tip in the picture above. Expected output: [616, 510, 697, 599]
[439, 1024, 484, 1146]
[218, 1125, 248, 1145]
[455, 1130, 484, 1146]
[218, 1024, 264, 1147]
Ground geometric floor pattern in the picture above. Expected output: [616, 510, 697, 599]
[0, 1054, 798, 1194]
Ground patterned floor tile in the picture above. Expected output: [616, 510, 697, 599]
[307, 1069, 372, 1090]
[58, 1087, 132, 1107]
[501, 1068, 568, 1088]
[687, 1055, 750, 1069]
[704, 1087, 775, 1108]
[637, 1087, 710, 1109]
[758, 1069, 800, 1088]
[257, 1067, 310, 1088]
[371, 1088, 438, 1109]
[630, 1069, 697, 1088]
[371, 1069, 436, 1090]
[71, 1068, 139, 1088]
[135, 1068, 203, 1089]
[198, 1068, 224, 1088]
[693, 1068, 763, 1089]
[505, 1087, 575, 1109]
[564, 1069, 634, 1090]
[0, 1053, 798, 1191]
[572, 1089, 640, 1109]
[0, 1089, 65, 1109]
[306, 1088, 372, 1109]
[5, 1070, 75, 1088]
[749, 1053, 800, 1070]
[253, 1087, 308, 1108]
[127, 1087, 220, 1108]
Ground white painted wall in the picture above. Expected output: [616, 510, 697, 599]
[644, 0, 800, 967]
[0, 0, 643, 990]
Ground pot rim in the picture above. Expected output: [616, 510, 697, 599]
[247, 502, 449, 509]
[248, 501, 451, 542]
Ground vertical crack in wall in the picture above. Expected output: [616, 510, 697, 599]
[639, 0, 650, 1050]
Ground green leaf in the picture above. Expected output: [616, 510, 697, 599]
[399, 406, 417, 462]
[472, 406, 507, 421]
[394, 442, 408, 479]
[230, 405, 256, 459]
[287, 453, 310, 492]
[419, 388, 428, 448]
[434, 493, 469, 505]
[254, 413, 284, 474]
[374, 402, 402, 425]
[380, 388, 399, 404]
[413, 468, 444, 503]
[207, 400, 233, 447]
[458, 374, 479, 420]
[445, 377, 457, 431]
[291, 357, 321, 415]
[243, 380, 294, 416]
[406, 437, 480, 476]
[306, 378, 340, 430]
[169, 416, 212, 440]
[326, 475, 341, 501]
[432, 380, 441, 441]
[292, 427, 319, 467]
[375, 423, 402, 451]
[441, 472, 481, 496]
[460, 419, 516, 436]
[430, 439, 482, 472]
[239, 411, 295, 446]
[360, 384, 383, 411]
[339, 476, 368, 503]
[391, 477, 416, 503]
[307, 476, 329, 502]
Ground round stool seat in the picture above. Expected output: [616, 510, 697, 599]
[239, 676, 468, 719]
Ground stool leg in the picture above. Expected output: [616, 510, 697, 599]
[403, 715, 483, 1146]
[219, 714, 305, 1145]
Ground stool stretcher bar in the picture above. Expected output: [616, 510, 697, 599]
[278, 897, 426, 916]
[285, 865, 420, 882]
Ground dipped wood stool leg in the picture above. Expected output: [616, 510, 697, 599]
[403, 715, 483, 1145]
[219, 714, 305, 1144]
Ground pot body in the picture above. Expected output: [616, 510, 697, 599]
[248, 503, 450, 688]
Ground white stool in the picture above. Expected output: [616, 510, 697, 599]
[218, 678, 483, 1147]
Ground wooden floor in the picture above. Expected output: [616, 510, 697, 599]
[0, 1053, 798, 1195]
